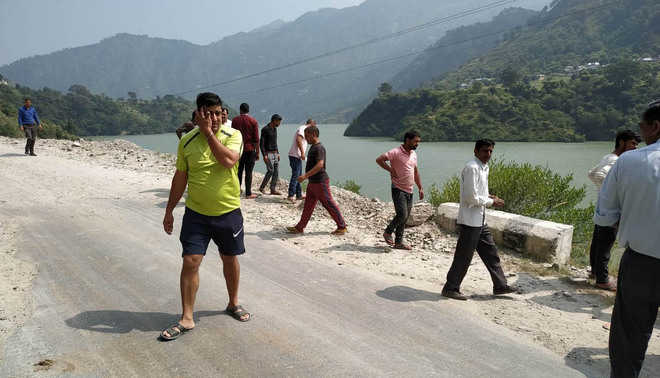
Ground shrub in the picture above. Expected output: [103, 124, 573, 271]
[431, 159, 594, 265]
[337, 179, 361, 194]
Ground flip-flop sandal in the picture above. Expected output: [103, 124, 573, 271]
[160, 323, 193, 341]
[226, 305, 251, 322]
[383, 232, 394, 246]
[393, 243, 413, 250]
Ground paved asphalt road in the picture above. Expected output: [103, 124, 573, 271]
[0, 151, 595, 377]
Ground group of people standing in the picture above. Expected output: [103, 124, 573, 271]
[23, 90, 656, 377]
[162, 94, 520, 345]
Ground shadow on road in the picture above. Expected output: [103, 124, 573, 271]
[315, 243, 390, 254]
[0, 153, 27, 158]
[156, 200, 184, 209]
[376, 286, 443, 302]
[65, 310, 224, 334]
[140, 188, 170, 198]
[565, 346, 660, 377]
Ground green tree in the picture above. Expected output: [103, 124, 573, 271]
[378, 82, 393, 96]
[500, 67, 521, 88]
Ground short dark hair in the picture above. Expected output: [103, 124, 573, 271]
[240, 103, 250, 113]
[306, 118, 314, 125]
[304, 125, 319, 137]
[475, 138, 496, 150]
[271, 114, 282, 122]
[196, 92, 222, 109]
[643, 100, 660, 124]
[24, 97, 31, 102]
[403, 130, 420, 143]
[615, 129, 641, 148]
[190, 111, 196, 122]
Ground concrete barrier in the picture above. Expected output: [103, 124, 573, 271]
[435, 203, 573, 265]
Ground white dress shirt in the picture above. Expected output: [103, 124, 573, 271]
[588, 153, 618, 189]
[457, 157, 494, 227]
[594, 141, 660, 259]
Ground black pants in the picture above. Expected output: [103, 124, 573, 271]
[443, 224, 508, 292]
[589, 224, 617, 283]
[237, 150, 257, 196]
[259, 152, 279, 192]
[385, 187, 413, 244]
[23, 125, 37, 154]
[609, 248, 660, 378]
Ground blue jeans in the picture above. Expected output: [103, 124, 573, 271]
[288, 156, 303, 198]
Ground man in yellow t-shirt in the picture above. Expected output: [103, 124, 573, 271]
[160, 92, 250, 341]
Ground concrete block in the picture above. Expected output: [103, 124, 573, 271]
[435, 203, 573, 265]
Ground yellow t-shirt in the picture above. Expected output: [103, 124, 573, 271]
[176, 125, 243, 216]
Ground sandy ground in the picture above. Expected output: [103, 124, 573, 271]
[1, 135, 658, 374]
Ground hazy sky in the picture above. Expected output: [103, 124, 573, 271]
[0, 0, 365, 66]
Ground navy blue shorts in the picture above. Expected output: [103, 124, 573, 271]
[180, 207, 245, 256]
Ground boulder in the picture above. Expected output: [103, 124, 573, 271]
[435, 203, 573, 265]
[406, 202, 435, 227]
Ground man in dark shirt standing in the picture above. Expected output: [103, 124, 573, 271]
[287, 125, 347, 235]
[232, 103, 260, 199]
[259, 114, 283, 195]
[17, 98, 42, 156]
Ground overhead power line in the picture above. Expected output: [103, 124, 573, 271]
[168, 0, 517, 96]
[223, 0, 622, 98]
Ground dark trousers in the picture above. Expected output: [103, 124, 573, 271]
[385, 187, 413, 244]
[609, 248, 660, 378]
[288, 156, 303, 198]
[23, 125, 37, 154]
[238, 150, 257, 196]
[589, 224, 617, 283]
[259, 152, 279, 192]
[295, 179, 346, 231]
[443, 224, 508, 292]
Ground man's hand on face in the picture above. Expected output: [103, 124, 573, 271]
[195, 108, 213, 135]
[163, 211, 174, 235]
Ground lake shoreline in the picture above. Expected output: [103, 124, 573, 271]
[91, 124, 611, 204]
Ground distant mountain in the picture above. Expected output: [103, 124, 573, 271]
[440, 0, 660, 87]
[345, 0, 660, 142]
[0, 0, 550, 125]
[391, 7, 538, 91]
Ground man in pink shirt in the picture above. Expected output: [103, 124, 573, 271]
[376, 130, 424, 250]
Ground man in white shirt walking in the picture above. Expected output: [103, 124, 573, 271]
[441, 139, 517, 301]
[587, 130, 640, 291]
[595, 101, 660, 377]
[287, 119, 316, 202]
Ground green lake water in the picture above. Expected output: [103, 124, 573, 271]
[96, 124, 613, 204]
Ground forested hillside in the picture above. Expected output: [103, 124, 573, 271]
[0, 82, 197, 138]
[347, 0, 660, 141]
[392, 7, 538, 91]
